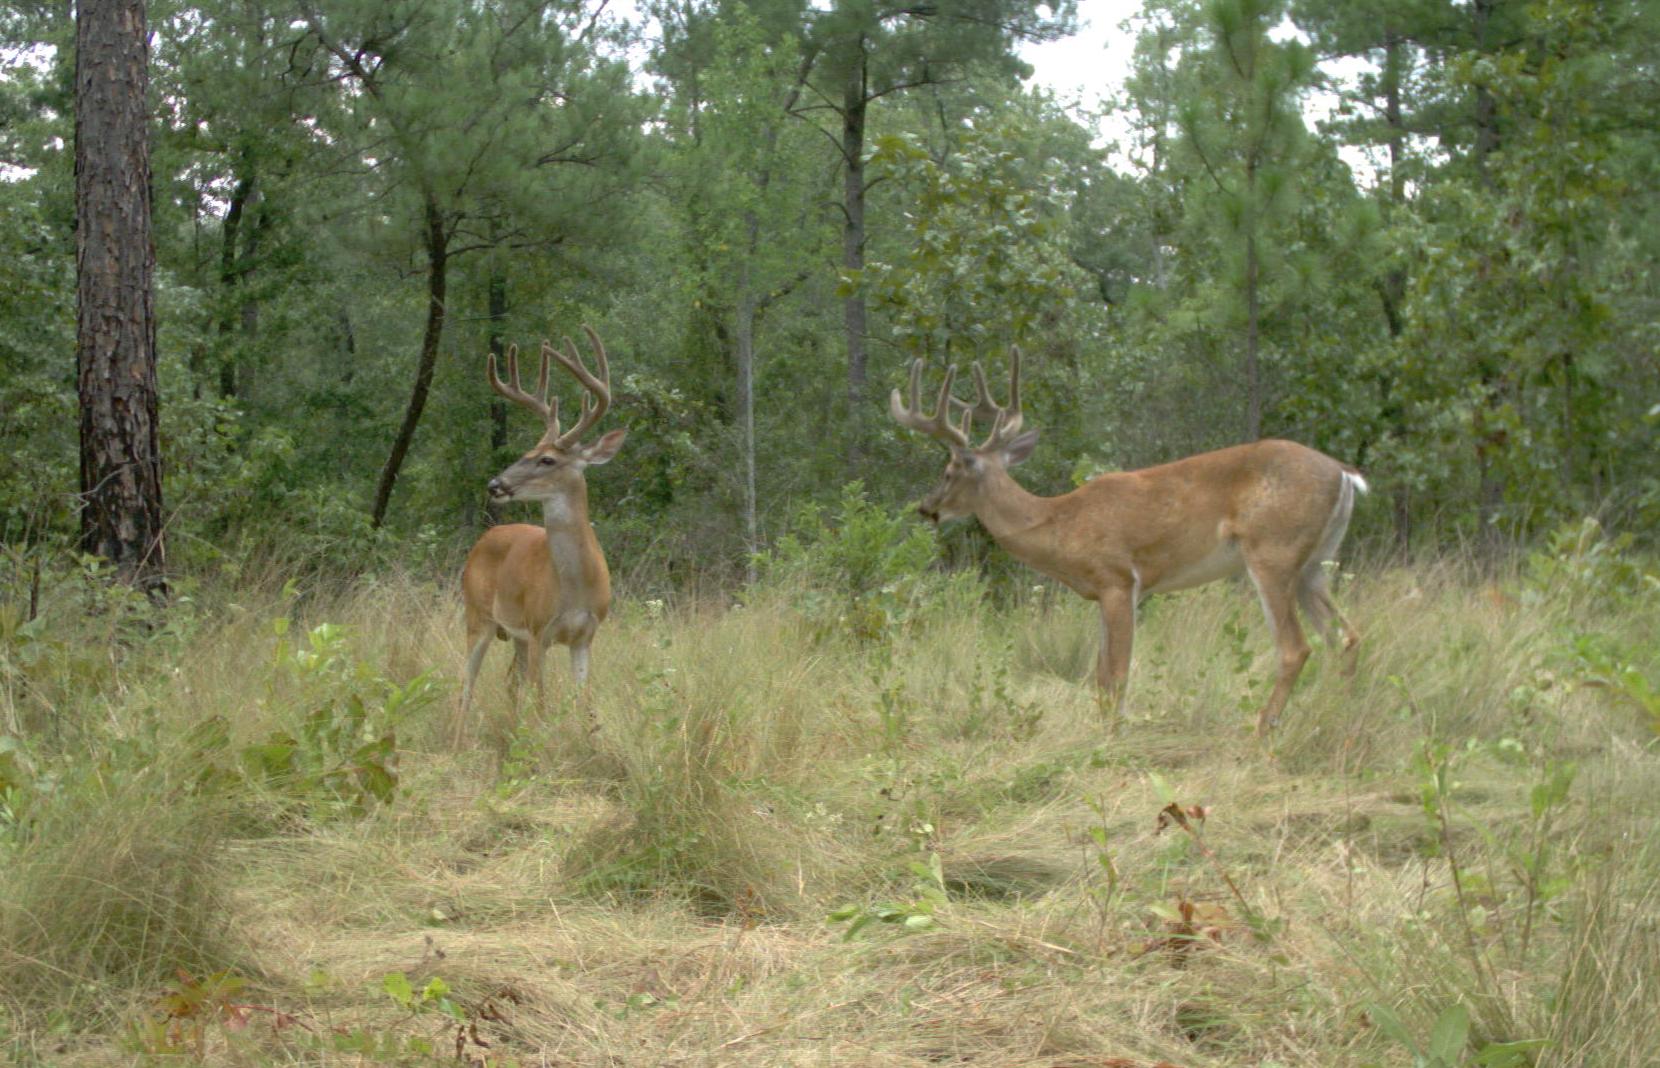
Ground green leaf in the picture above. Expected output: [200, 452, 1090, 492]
[842, 914, 876, 941]
[1427, 1003, 1470, 1065]
[382, 971, 414, 1008]
[1365, 1001, 1419, 1054]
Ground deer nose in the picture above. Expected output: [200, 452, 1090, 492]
[917, 502, 939, 523]
[487, 477, 507, 498]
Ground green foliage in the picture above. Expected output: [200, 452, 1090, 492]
[863, 110, 1095, 361]
[1523, 518, 1659, 606]
[1522, 519, 1660, 733]
[827, 852, 949, 939]
[1559, 634, 1660, 735]
[1365, 999, 1547, 1068]
[4, 0, 1656, 577]
[239, 618, 439, 817]
[756, 481, 951, 641]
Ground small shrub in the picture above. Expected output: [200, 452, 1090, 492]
[238, 617, 440, 820]
[755, 480, 949, 641]
[1522, 517, 1658, 606]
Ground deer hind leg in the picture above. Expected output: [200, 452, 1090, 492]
[1298, 563, 1360, 676]
[1300, 471, 1362, 676]
[455, 620, 494, 745]
[1245, 556, 1310, 737]
[1095, 586, 1136, 710]
[459, 633, 491, 717]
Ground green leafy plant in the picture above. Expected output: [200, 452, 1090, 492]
[1523, 517, 1658, 606]
[1366, 1000, 1545, 1067]
[1560, 633, 1660, 734]
[756, 481, 943, 642]
[241, 619, 440, 817]
[828, 852, 950, 939]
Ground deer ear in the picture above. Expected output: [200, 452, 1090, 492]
[582, 428, 627, 465]
[1002, 429, 1040, 467]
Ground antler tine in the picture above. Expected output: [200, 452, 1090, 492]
[992, 345, 1024, 443]
[487, 342, 555, 426]
[550, 324, 612, 448]
[534, 342, 551, 412]
[972, 345, 1025, 449]
[948, 361, 1004, 424]
[534, 340, 564, 437]
[889, 358, 970, 449]
[941, 347, 1025, 448]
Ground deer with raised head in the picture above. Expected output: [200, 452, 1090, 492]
[457, 325, 626, 736]
[890, 347, 1365, 735]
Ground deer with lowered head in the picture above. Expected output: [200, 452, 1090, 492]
[890, 347, 1365, 735]
[457, 325, 626, 736]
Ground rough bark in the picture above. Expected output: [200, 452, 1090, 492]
[484, 264, 509, 526]
[75, 0, 166, 594]
[840, 45, 869, 413]
[736, 256, 759, 584]
[1244, 227, 1261, 441]
[217, 169, 253, 397]
[1471, 0, 1506, 549]
[370, 195, 448, 528]
[1378, 33, 1412, 549]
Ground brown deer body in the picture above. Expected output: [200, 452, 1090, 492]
[891, 350, 1364, 735]
[457, 326, 625, 736]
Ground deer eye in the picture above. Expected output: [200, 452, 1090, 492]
[538, 456, 558, 466]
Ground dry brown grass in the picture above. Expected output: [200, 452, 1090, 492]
[3, 555, 1658, 1066]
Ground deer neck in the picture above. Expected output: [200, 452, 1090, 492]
[541, 485, 599, 605]
[972, 468, 1069, 576]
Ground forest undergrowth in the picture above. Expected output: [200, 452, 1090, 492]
[1, 522, 1657, 1067]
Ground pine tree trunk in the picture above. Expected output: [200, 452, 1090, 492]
[1244, 223, 1261, 441]
[75, 0, 166, 595]
[1471, 0, 1506, 551]
[370, 195, 448, 528]
[485, 263, 509, 526]
[735, 205, 760, 583]
[217, 168, 252, 397]
[841, 48, 869, 416]
[1379, 32, 1412, 551]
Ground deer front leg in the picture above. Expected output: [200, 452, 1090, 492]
[525, 635, 548, 715]
[569, 641, 602, 733]
[570, 642, 591, 688]
[1095, 586, 1136, 707]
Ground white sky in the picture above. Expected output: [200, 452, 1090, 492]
[1018, 0, 1380, 183]
[1017, 0, 1143, 160]
[1022, 0, 1144, 107]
